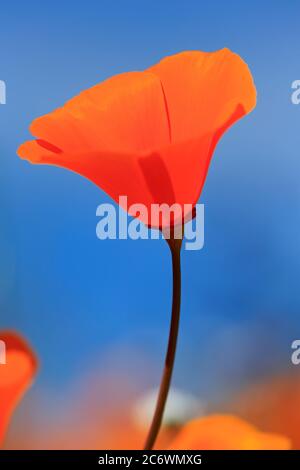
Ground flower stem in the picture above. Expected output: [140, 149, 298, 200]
[143, 236, 183, 450]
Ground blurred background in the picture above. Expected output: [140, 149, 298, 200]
[1, 0, 300, 448]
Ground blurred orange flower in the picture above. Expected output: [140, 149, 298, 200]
[168, 414, 291, 450]
[226, 373, 300, 450]
[0, 331, 37, 445]
[18, 49, 256, 228]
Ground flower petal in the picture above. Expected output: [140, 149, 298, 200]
[18, 102, 244, 229]
[168, 415, 291, 450]
[0, 331, 38, 445]
[17, 50, 256, 229]
[29, 72, 170, 154]
[149, 48, 256, 144]
[140, 103, 244, 209]
[18, 141, 157, 223]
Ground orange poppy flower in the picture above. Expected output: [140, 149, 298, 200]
[17, 49, 256, 229]
[0, 331, 38, 445]
[168, 414, 291, 450]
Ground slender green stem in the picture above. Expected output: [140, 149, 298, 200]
[143, 236, 182, 450]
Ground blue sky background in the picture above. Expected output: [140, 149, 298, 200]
[1, 0, 300, 408]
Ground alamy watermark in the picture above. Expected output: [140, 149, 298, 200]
[291, 340, 300, 365]
[0, 80, 6, 104]
[0, 340, 6, 364]
[96, 196, 204, 251]
[291, 80, 300, 105]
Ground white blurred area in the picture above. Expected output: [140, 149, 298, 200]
[133, 387, 204, 429]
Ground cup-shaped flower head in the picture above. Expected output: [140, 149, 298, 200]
[0, 331, 37, 445]
[18, 49, 256, 229]
[168, 414, 291, 450]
